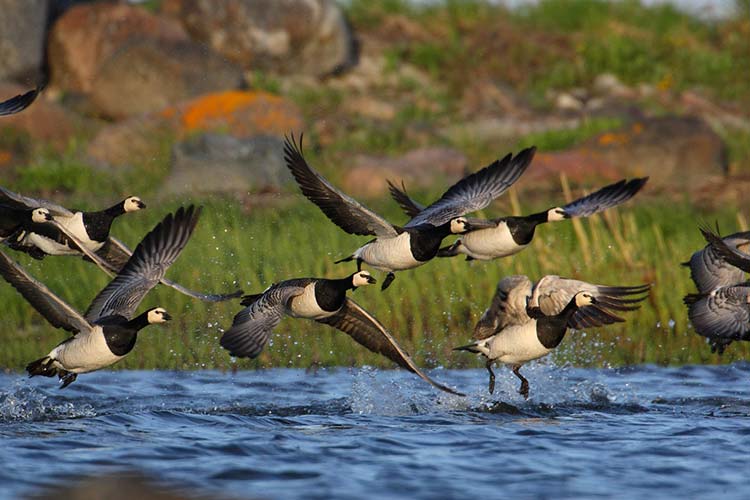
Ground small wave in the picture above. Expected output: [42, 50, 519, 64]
[0, 382, 96, 423]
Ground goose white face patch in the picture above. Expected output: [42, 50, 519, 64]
[31, 208, 51, 223]
[547, 207, 567, 222]
[147, 307, 171, 324]
[124, 196, 145, 213]
[450, 218, 468, 234]
[353, 271, 374, 287]
[575, 292, 595, 307]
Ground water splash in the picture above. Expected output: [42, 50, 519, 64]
[0, 381, 96, 423]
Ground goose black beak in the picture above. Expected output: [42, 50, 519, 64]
[162, 312, 173, 321]
[137, 200, 147, 209]
[366, 275, 377, 284]
[589, 296, 598, 305]
[44, 212, 53, 222]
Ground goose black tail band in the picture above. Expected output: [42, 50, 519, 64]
[26, 356, 56, 378]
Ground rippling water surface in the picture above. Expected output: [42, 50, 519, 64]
[2, 364, 749, 499]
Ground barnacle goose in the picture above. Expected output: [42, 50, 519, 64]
[220, 270, 464, 396]
[1, 206, 201, 388]
[283, 133, 534, 290]
[0, 84, 42, 116]
[390, 177, 648, 261]
[682, 225, 750, 293]
[456, 274, 649, 397]
[0, 187, 240, 302]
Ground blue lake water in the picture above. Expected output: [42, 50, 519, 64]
[2, 364, 749, 499]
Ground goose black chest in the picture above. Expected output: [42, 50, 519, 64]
[405, 223, 455, 262]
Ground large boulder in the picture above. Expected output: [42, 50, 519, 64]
[89, 39, 244, 119]
[165, 133, 291, 195]
[161, 0, 358, 77]
[342, 147, 468, 198]
[525, 116, 728, 188]
[48, 2, 188, 94]
[161, 89, 304, 138]
[0, 0, 49, 81]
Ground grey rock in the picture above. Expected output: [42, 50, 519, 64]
[165, 133, 292, 195]
[0, 0, 49, 81]
[162, 0, 358, 77]
[90, 39, 244, 119]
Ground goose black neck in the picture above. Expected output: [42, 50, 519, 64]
[315, 277, 353, 312]
[506, 211, 549, 246]
[408, 223, 454, 261]
[82, 202, 125, 242]
[536, 297, 580, 349]
[126, 310, 153, 332]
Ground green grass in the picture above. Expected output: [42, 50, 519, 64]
[0, 191, 747, 373]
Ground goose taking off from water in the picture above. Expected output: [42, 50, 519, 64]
[458, 274, 649, 397]
[683, 226, 750, 293]
[390, 177, 648, 261]
[0, 85, 41, 116]
[0, 186, 240, 303]
[283, 133, 534, 290]
[0, 206, 201, 388]
[220, 270, 464, 396]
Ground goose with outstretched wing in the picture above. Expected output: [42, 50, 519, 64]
[0, 206, 201, 388]
[284, 134, 534, 290]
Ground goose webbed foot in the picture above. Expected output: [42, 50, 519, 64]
[512, 365, 529, 399]
[58, 371, 77, 389]
[486, 359, 496, 394]
[381, 272, 396, 291]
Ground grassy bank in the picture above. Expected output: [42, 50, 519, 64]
[0, 190, 747, 373]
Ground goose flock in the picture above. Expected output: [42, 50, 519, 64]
[0, 84, 740, 399]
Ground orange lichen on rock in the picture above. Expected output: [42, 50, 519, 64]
[169, 90, 303, 138]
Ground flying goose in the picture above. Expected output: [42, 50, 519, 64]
[1, 206, 201, 388]
[283, 134, 535, 290]
[220, 270, 464, 396]
[0, 186, 240, 302]
[459, 274, 649, 397]
[684, 284, 750, 354]
[0, 206, 53, 242]
[0, 85, 41, 116]
[683, 226, 750, 293]
[390, 177, 648, 261]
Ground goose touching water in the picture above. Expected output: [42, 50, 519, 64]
[456, 274, 649, 397]
[390, 177, 648, 261]
[0, 186, 240, 303]
[0, 206, 202, 388]
[283, 134, 534, 290]
[220, 270, 464, 396]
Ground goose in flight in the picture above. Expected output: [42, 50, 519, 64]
[683, 225, 750, 293]
[0, 84, 42, 116]
[1, 206, 201, 388]
[220, 270, 464, 396]
[284, 134, 535, 290]
[458, 274, 649, 397]
[0, 186, 240, 302]
[390, 177, 648, 261]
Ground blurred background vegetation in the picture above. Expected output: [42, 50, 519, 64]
[1, 0, 749, 371]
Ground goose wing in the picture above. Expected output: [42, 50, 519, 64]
[318, 298, 464, 396]
[0, 186, 72, 216]
[701, 226, 750, 273]
[387, 180, 425, 219]
[685, 285, 750, 341]
[96, 236, 242, 302]
[219, 283, 308, 358]
[405, 147, 535, 228]
[0, 85, 41, 116]
[284, 135, 398, 237]
[473, 275, 533, 339]
[531, 275, 650, 329]
[561, 178, 648, 218]
[84, 205, 201, 321]
[0, 249, 91, 335]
